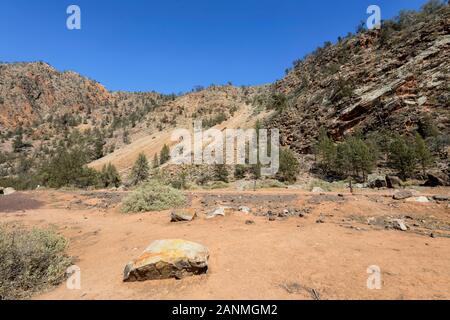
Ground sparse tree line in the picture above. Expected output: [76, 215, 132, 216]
[314, 115, 448, 182]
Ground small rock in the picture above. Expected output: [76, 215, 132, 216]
[316, 218, 325, 224]
[2, 187, 16, 196]
[171, 209, 197, 222]
[268, 216, 276, 221]
[405, 196, 430, 203]
[245, 220, 255, 225]
[433, 195, 449, 201]
[206, 207, 229, 219]
[238, 206, 251, 214]
[393, 191, 413, 200]
[392, 219, 408, 231]
[312, 187, 325, 193]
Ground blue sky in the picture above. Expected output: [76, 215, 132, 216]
[1, 0, 430, 93]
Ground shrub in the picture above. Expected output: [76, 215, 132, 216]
[234, 164, 248, 179]
[129, 153, 149, 185]
[276, 148, 300, 183]
[0, 225, 72, 300]
[100, 163, 121, 188]
[121, 180, 186, 213]
[214, 164, 229, 183]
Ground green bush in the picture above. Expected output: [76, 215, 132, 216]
[0, 225, 72, 300]
[121, 180, 187, 213]
[276, 148, 300, 183]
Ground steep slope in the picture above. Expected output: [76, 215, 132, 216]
[267, 5, 449, 153]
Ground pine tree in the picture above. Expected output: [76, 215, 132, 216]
[129, 153, 150, 185]
[100, 163, 121, 188]
[414, 133, 433, 175]
[160, 144, 170, 165]
[388, 135, 417, 179]
[314, 128, 336, 174]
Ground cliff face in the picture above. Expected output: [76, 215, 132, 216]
[268, 5, 449, 153]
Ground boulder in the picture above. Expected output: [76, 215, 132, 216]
[424, 172, 449, 187]
[393, 190, 413, 200]
[312, 187, 325, 193]
[171, 209, 197, 222]
[386, 176, 403, 189]
[123, 239, 209, 282]
[405, 196, 430, 203]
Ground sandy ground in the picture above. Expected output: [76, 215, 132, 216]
[0, 188, 449, 300]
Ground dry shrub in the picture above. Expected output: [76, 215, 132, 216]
[0, 225, 72, 300]
[121, 180, 187, 213]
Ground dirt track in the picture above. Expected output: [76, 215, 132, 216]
[0, 188, 449, 300]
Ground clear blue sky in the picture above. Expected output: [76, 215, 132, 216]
[1, 0, 430, 93]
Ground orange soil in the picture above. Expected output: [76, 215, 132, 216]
[0, 189, 449, 300]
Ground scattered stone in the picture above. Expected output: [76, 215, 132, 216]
[206, 206, 229, 219]
[312, 187, 325, 193]
[245, 220, 255, 225]
[405, 196, 430, 203]
[238, 206, 251, 214]
[424, 172, 449, 187]
[393, 190, 413, 200]
[430, 232, 436, 238]
[123, 239, 209, 282]
[171, 209, 197, 222]
[392, 219, 408, 231]
[1, 187, 16, 196]
[386, 176, 403, 189]
[368, 177, 387, 189]
[316, 218, 325, 224]
[433, 195, 449, 201]
[268, 216, 276, 221]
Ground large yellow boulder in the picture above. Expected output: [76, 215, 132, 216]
[123, 239, 209, 282]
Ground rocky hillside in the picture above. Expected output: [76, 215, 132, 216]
[0, 2, 448, 184]
[267, 4, 449, 154]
